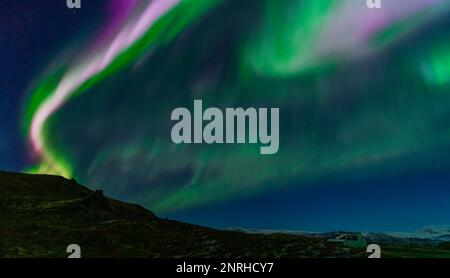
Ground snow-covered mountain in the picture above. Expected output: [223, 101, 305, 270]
[230, 226, 450, 245]
[364, 226, 450, 244]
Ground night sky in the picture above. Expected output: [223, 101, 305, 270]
[1, 0, 450, 232]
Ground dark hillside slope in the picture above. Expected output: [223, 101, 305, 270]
[0, 171, 362, 258]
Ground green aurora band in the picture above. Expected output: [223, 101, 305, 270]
[24, 0, 450, 213]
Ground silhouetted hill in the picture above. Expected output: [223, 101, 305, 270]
[0, 171, 363, 258]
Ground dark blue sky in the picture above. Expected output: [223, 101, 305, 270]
[168, 151, 450, 232]
[170, 171, 450, 232]
[1, 1, 450, 233]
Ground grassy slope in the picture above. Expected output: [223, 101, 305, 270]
[0, 171, 362, 258]
[1, 171, 448, 258]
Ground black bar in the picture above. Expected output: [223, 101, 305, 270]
[0, 259, 448, 276]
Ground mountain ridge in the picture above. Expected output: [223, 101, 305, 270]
[0, 170, 361, 258]
[2, 171, 449, 258]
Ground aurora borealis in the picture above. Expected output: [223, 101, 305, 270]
[2, 0, 450, 231]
